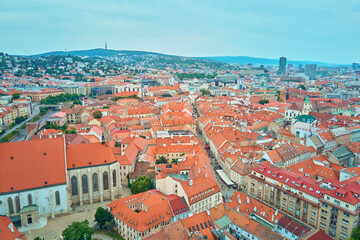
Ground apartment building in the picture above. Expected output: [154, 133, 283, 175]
[248, 164, 360, 240]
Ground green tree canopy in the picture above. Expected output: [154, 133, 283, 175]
[156, 156, 168, 164]
[12, 93, 21, 100]
[64, 127, 77, 134]
[297, 85, 306, 90]
[259, 99, 269, 105]
[131, 175, 154, 194]
[93, 111, 102, 119]
[94, 207, 114, 229]
[351, 227, 360, 240]
[62, 220, 94, 240]
[200, 88, 211, 96]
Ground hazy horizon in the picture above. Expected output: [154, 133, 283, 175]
[1, 0, 360, 63]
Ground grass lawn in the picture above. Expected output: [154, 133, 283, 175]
[93, 229, 125, 240]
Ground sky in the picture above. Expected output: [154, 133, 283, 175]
[0, 0, 359, 63]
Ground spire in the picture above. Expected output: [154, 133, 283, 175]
[305, 96, 310, 103]
[105, 40, 108, 50]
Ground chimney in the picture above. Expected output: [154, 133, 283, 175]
[101, 133, 105, 144]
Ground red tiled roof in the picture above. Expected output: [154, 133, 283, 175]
[0, 138, 67, 194]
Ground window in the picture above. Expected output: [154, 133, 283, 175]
[8, 198, 14, 214]
[93, 173, 99, 192]
[82, 174, 88, 194]
[71, 176, 78, 195]
[340, 232, 347, 238]
[113, 169, 117, 187]
[103, 171, 109, 190]
[28, 194, 33, 205]
[334, 200, 341, 206]
[343, 212, 350, 217]
[15, 196, 20, 213]
[55, 191, 61, 205]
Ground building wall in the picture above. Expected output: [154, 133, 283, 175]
[67, 162, 122, 206]
[247, 171, 360, 240]
[0, 184, 69, 225]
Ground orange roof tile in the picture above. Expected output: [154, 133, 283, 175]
[0, 138, 66, 194]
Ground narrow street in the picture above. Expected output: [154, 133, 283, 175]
[10, 108, 58, 142]
[192, 103, 237, 202]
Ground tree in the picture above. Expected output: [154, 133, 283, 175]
[12, 93, 20, 100]
[15, 116, 25, 124]
[200, 88, 211, 96]
[93, 111, 102, 119]
[351, 227, 360, 240]
[130, 175, 154, 194]
[156, 156, 168, 164]
[106, 90, 112, 94]
[64, 127, 77, 134]
[297, 85, 306, 90]
[89, 78, 95, 82]
[73, 99, 82, 105]
[259, 99, 269, 105]
[95, 207, 114, 229]
[62, 220, 94, 240]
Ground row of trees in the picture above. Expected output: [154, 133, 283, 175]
[155, 156, 179, 164]
[112, 94, 139, 102]
[177, 73, 217, 80]
[40, 93, 81, 105]
[44, 122, 77, 134]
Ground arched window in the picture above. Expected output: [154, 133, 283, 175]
[15, 196, 20, 213]
[55, 191, 61, 205]
[103, 171, 109, 190]
[92, 173, 99, 192]
[82, 174, 88, 194]
[8, 198, 14, 214]
[112, 169, 117, 187]
[28, 194, 33, 205]
[71, 176, 78, 195]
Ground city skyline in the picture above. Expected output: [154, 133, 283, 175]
[1, 0, 360, 63]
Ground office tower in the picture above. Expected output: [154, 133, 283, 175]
[247, 63, 253, 70]
[277, 57, 286, 75]
[305, 64, 317, 80]
[288, 64, 294, 71]
[352, 63, 359, 70]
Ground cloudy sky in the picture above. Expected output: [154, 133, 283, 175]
[0, 0, 359, 63]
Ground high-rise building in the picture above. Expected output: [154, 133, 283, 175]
[305, 64, 317, 80]
[352, 63, 359, 70]
[278, 57, 287, 75]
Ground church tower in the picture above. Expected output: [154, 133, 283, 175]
[105, 40, 108, 50]
[302, 96, 312, 115]
[190, 80, 194, 94]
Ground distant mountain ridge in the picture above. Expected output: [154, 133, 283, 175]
[20, 48, 344, 66]
[25, 48, 172, 58]
[202, 56, 340, 66]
